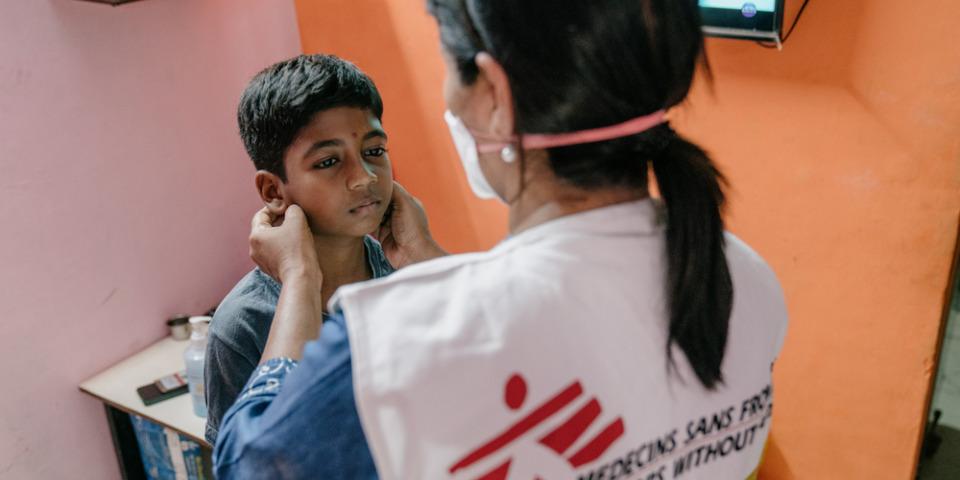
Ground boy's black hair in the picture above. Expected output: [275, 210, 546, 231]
[238, 54, 384, 181]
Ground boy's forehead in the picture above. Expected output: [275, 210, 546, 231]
[300, 106, 384, 139]
[283, 106, 387, 167]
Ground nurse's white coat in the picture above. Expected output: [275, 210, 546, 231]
[332, 199, 788, 480]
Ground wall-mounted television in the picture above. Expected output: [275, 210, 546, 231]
[700, 0, 785, 42]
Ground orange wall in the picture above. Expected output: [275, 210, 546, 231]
[293, 1, 960, 478]
[674, 1, 960, 478]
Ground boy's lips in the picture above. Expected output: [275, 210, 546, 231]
[349, 199, 381, 215]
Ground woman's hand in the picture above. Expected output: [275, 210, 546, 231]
[375, 182, 447, 268]
[251, 205, 325, 362]
[249, 205, 321, 284]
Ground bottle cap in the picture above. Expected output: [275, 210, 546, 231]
[188, 316, 211, 338]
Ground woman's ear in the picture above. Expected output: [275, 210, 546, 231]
[474, 52, 515, 138]
[255, 171, 288, 215]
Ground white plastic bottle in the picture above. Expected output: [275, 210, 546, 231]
[184, 316, 211, 418]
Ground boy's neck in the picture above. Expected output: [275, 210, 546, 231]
[310, 234, 371, 313]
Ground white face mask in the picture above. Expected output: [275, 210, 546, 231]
[444, 110, 500, 200]
[442, 107, 669, 202]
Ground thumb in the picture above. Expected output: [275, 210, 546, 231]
[280, 204, 312, 237]
[390, 181, 412, 206]
[283, 204, 306, 225]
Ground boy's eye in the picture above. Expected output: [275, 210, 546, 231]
[363, 147, 387, 158]
[313, 157, 339, 169]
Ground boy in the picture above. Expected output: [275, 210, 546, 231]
[204, 54, 395, 445]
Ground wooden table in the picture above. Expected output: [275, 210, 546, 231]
[80, 336, 211, 479]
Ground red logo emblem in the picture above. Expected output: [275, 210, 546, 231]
[448, 374, 625, 479]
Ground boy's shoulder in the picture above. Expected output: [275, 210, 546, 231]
[209, 268, 280, 354]
[209, 238, 391, 352]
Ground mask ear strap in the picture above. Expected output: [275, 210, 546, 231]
[475, 109, 668, 154]
[522, 110, 667, 150]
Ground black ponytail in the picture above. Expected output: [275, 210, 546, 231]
[428, 0, 733, 389]
[542, 125, 733, 389]
[652, 132, 732, 390]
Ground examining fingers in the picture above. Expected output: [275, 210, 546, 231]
[251, 207, 274, 231]
[248, 203, 319, 283]
[283, 205, 304, 224]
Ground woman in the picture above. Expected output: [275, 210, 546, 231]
[213, 1, 788, 479]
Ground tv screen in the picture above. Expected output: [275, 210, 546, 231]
[700, 0, 785, 41]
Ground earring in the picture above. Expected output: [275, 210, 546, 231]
[501, 145, 518, 164]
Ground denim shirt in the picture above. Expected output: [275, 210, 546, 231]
[204, 235, 393, 445]
[213, 311, 378, 479]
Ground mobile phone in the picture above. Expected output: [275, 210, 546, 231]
[137, 371, 189, 406]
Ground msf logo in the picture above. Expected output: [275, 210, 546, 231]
[448, 374, 625, 479]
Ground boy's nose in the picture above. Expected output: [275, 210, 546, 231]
[347, 158, 378, 190]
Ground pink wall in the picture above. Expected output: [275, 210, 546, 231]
[0, 1, 301, 478]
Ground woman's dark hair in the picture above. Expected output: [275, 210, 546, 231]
[238, 54, 384, 182]
[427, 0, 732, 389]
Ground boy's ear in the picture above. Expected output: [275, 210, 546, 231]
[255, 171, 287, 215]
